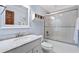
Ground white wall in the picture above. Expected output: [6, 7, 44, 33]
[30, 6, 45, 36]
[30, 5, 47, 16]
[31, 19, 44, 36]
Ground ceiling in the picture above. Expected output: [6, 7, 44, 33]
[40, 5, 75, 14]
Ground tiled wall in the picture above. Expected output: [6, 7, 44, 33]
[45, 9, 78, 44]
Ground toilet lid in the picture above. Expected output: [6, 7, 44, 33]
[41, 42, 53, 48]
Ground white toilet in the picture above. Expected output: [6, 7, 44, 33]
[41, 41, 53, 53]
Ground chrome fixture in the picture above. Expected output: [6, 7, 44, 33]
[16, 32, 24, 37]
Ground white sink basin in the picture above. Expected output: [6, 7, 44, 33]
[0, 35, 42, 53]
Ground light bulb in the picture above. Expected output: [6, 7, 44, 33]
[50, 16, 55, 19]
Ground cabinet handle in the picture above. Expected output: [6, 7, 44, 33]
[36, 50, 38, 53]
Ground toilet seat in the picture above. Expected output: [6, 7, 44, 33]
[41, 42, 53, 52]
[41, 42, 53, 48]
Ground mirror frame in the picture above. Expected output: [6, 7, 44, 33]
[1, 5, 31, 28]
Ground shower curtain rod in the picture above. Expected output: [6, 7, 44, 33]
[45, 8, 78, 16]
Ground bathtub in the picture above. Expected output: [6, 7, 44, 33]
[46, 39, 79, 53]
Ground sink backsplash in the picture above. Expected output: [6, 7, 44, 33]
[0, 32, 32, 41]
[0, 34, 16, 41]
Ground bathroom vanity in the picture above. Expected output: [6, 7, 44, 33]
[0, 35, 42, 53]
[0, 5, 42, 53]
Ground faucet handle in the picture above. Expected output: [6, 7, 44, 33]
[16, 32, 20, 37]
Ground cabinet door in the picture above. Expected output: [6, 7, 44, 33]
[5, 39, 41, 53]
[32, 45, 42, 53]
[27, 50, 32, 53]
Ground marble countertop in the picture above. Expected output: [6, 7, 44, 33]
[0, 35, 42, 53]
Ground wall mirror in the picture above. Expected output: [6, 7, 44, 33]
[0, 5, 30, 28]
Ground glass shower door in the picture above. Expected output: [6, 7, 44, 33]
[45, 9, 78, 44]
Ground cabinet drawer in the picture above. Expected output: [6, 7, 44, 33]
[27, 50, 32, 53]
[32, 45, 42, 53]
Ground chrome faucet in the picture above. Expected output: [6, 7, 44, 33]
[16, 32, 23, 37]
[16, 32, 20, 37]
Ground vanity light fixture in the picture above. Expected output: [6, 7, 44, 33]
[32, 11, 35, 20]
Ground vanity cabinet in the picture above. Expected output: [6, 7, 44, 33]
[5, 38, 42, 53]
[32, 45, 42, 53]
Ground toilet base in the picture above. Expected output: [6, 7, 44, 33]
[41, 42, 54, 53]
[41, 46, 54, 53]
[42, 48, 51, 53]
